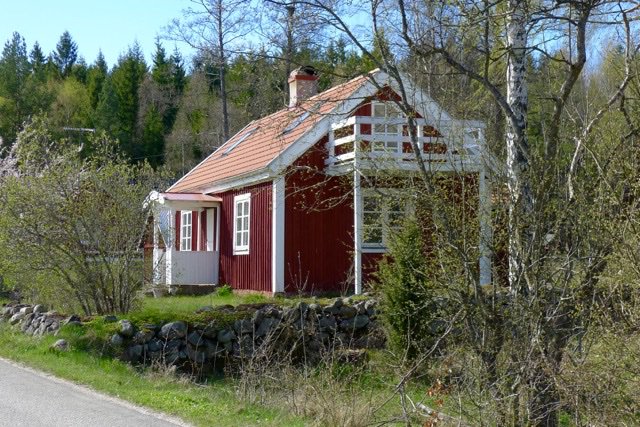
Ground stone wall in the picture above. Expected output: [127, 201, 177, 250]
[1, 298, 384, 372]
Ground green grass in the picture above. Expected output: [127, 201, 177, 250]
[0, 324, 304, 427]
[137, 291, 370, 323]
[140, 293, 269, 317]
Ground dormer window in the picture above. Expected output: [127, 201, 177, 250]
[223, 127, 257, 156]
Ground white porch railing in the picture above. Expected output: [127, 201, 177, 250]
[167, 250, 219, 285]
[326, 116, 484, 173]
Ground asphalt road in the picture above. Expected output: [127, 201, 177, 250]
[0, 357, 189, 427]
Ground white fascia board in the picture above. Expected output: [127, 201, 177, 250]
[389, 72, 453, 124]
[200, 170, 273, 194]
[161, 200, 220, 211]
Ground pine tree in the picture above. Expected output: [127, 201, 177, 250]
[53, 31, 78, 77]
[29, 42, 46, 76]
[151, 40, 170, 87]
[170, 47, 186, 96]
[87, 51, 108, 110]
[109, 43, 147, 159]
[95, 76, 119, 137]
[0, 32, 31, 145]
[71, 56, 88, 83]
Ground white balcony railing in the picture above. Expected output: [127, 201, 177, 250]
[325, 116, 484, 172]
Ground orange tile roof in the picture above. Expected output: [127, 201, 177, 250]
[168, 73, 373, 193]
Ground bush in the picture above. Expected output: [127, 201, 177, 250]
[0, 117, 165, 315]
[374, 219, 450, 360]
[216, 284, 233, 297]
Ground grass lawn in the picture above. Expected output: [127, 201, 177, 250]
[136, 290, 369, 323]
[0, 323, 305, 427]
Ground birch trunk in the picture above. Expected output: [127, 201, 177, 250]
[505, 0, 531, 295]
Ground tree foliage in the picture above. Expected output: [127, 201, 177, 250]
[0, 117, 164, 314]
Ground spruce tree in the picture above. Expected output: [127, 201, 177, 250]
[53, 31, 78, 77]
[87, 51, 108, 110]
[0, 32, 30, 145]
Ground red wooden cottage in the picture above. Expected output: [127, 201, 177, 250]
[148, 67, 492, 295]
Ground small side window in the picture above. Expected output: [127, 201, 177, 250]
[180, 211, 192, 251]
[233, 194, 250, 254]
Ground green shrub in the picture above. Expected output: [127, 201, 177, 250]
[374, 219, 450, 360]
[216, 284, 233, 297]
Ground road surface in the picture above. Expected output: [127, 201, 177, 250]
[0, 357, 189, 427]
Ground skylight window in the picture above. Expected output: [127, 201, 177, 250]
[282, 102, 322, 135]
[222, 128, 256, 155]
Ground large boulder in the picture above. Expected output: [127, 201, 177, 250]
[133, 328, 155, 345]
[118, 320, 135, 338]
[9, 312, 25, 325]
[339, 314, 369, 331]
[255, 317, 280, 337]
[217, 329, 236, 344]
[339, 305, 357, 319]
[51, 339, 69, 352]
[110, 333, 124, 347]
[159, 321, 187, 340]
[33, 305, 46, 315]
[187, 331, 205, 347]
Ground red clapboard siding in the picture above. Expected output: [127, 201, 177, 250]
[217, 182, 272, 292]
[191, 210, 198, 251]
[285, 137, 353, 293]
[175, 211, 181, 251]
[200, 210, 208, 251]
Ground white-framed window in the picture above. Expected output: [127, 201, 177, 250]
[233, 193, 250, 254]
[362, 190, 411, 250]
[372, 101, 403, 153]
[180, 211, 192, 251]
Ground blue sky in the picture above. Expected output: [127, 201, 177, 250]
[0, 0, 194, 67]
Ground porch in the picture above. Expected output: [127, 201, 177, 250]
[148, 192, 221, 288]
[324, 116, 492, 294]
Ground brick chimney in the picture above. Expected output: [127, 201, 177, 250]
[288, 66, 319, 107]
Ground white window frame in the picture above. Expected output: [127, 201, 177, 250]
[362, 190, 412, 252]
[371, 101, 402, 153]
[180, 211, 192, 251]
[233, 193, 251, 255]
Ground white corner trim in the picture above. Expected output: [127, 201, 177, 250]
[353, 170, 363, 295]
[271, 176, 285, 293]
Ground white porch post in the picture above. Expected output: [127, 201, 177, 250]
[479, 167, 492, 286]
[272, 176, 285, 294]
[152, 213, 163, 285]
[166, 209, 175, 285]
[206, 208, 214, 251]
[354, 170, 363, 295]
[215, 206, 221, 252]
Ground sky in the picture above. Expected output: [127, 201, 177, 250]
[0, 0, 195, 68]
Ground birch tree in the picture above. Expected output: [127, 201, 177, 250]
[167, 0, 251, 142]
